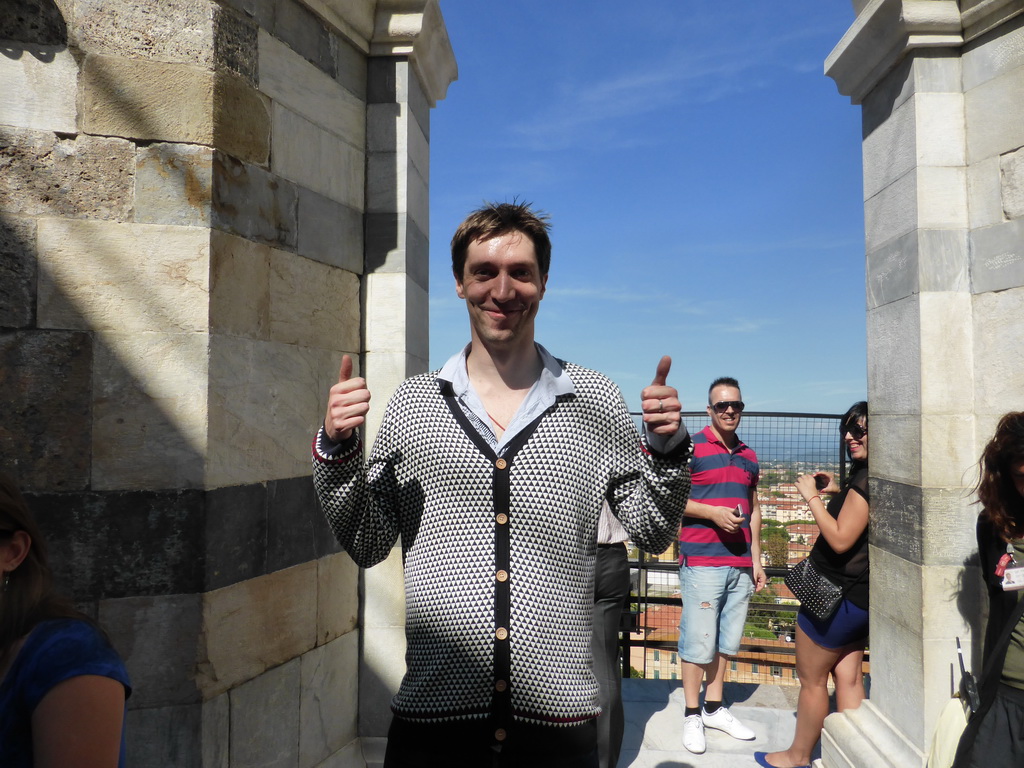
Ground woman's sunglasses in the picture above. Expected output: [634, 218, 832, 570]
[844, 423, 868, 440]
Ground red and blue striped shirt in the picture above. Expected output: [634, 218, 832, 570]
[679, 426, 759, 567]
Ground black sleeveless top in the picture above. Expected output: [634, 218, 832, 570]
[808, 466, 869, 610]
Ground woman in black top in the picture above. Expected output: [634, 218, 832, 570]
[953, 412, 1024, 768]
[756, 402, 869, 768]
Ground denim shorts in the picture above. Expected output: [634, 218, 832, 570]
[678, 565, 754, 664]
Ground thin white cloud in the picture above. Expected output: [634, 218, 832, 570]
[506, 23, 843, 152]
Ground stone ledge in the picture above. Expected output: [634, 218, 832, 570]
[962, 0, 1024, 42]
[820, 701, 925, 768]
[826, 0, 963, 105]
[369, 0, 456, 106]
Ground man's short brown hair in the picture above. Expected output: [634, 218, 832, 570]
[451, 201, 552, 280]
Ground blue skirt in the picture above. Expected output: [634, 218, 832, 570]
[797, 598, 868, 649]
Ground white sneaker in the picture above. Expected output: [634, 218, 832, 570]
[682, 713, 706, 754]
[701, 705, 756, 740]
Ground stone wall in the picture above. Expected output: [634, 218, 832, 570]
[824, 2, 1024, 766]
[0, 1, 454, 766]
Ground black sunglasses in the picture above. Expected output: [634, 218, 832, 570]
[844, 423, 868, 440]
[710, 401, 745, 414]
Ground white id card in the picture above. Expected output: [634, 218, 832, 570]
[1002, 566, 1024, 591]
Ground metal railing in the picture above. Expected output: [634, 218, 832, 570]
[622, 411, 852, 682]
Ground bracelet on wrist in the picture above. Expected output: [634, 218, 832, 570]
[808, 495, 821, 505]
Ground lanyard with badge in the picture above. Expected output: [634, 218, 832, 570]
[997, 541, 1024, 590]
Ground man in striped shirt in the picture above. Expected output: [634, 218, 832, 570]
[677, 377, 766, 754]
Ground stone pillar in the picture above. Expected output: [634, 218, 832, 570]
[359, 2, 455, 755]
[0, 1, 453, 766]
[822, 2, 1024, 766]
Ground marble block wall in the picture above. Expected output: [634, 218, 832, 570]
[823, 2, 1024, 766]
[0, 0, 454, 765]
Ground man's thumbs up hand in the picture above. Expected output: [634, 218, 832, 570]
[640, 355, 681, 436]
[324, 354, 371, 442]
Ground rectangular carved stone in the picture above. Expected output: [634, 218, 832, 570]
[973, 286, 1024, 411]
[1001, 144, 1024, 220]
[99, 594, 203, 707]
[82, 54, 215, 143]
[296, 188, 363, 273]
[317, 553, 358, 645]
[199, 563, 317, 697]
[0, 330, 92, 491]
[971, 218, 1024, 294]
[91, 331, 209, 491]
[968, 155, 1003, 228]
[76, 0, 217, 63]
[865, 170, 918, 251]
[210, 229, 271, 339]
[125, 703, 202, 768]
[0, 128, 133, 220]
[365, 212, 429, 286]
[37, 219, 211, 333]
[207, 338, 330, 488]
[919, 293, 974, 414]
[258, 29, 364, 144]
[867, 296, 922, 413]
[871, 477, 925, 565]
[136, 143, 214, 226]
[334, 32, 367, 101]
[75, 0, 258, 83]
[82, 55, 270, 163]
[966, 64, 1024, 163]
[271, 105, 364, 207]
[213, 152, 297, 248]
[962, 12, 1024, 91]
[299, 634, 358, 767]
[272, 0, 333, 77]
[268, 248, 360, 349]
[0, 216, 37, 328]
[266, 475, 338, 573]
[214, 4, 259, 85]
[0, 44, 77, 133]
[204, 483, 269, 591]
[29, 487, 206, 599]
[231, 660, 301, 768]
[213, 69, 271, 165]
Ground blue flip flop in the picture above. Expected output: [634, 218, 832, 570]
[753, 752, 810, 768]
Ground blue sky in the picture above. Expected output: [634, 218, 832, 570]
[427, 3, 866, 415]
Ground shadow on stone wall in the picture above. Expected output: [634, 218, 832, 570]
[954, 550, 986, 673]
[0, 0, 67, 58]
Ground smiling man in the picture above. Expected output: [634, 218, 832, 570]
[312, 201, 692, 768]
[677, 377, 766, 755]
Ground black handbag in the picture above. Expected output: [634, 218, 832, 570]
[784, 557, 845, 621]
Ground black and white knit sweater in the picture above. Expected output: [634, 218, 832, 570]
[312, 361, 691, 727]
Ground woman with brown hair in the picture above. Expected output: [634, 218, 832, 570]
[952, 412, 1024, 768]
[0, 472, 131, 767]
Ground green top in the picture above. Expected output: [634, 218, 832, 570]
[1001, 538, 1024, 690]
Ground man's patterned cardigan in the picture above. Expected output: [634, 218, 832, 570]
[313, 361, 691, 729]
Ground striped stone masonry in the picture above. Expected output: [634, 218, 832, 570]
[0, 0, 455, 766]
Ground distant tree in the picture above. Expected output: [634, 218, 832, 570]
[762, 525, 790, 568]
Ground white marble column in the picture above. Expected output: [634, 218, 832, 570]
[822, 2, 1024, 766]
[358, 0, 457, 755]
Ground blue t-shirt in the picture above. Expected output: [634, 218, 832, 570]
[0, 618, 132, 767]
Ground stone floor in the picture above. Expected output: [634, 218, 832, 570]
[618, 679, 808, 768]
[364, 681, 806, 768]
